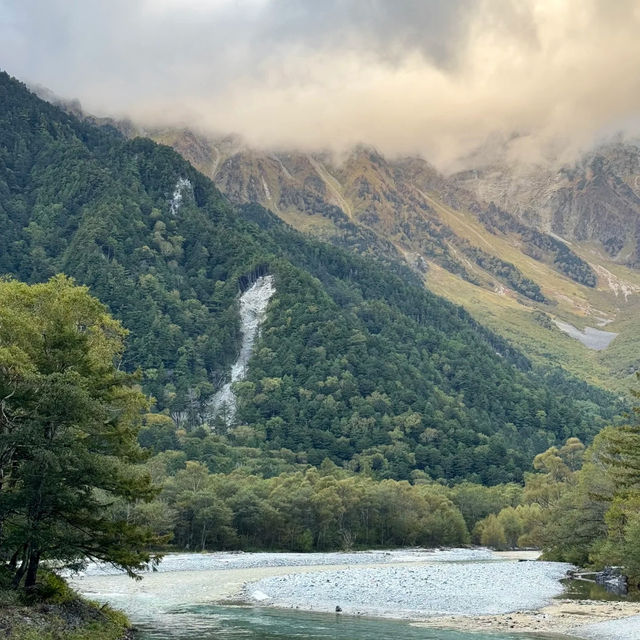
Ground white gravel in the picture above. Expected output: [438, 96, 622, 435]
[244, 559, 572, 619]
[574, 615, 640, 640]
[79, 547, 494, 576]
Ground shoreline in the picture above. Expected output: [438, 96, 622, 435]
[414, 600, 640, 638]
[235, 550, 640, 639]
[73, 549, 640, 639]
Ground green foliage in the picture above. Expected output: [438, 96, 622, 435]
[460, 244, 547, 302]
[477, 514, 507, 550]
[0, 71, 623, 486]
[27, 572, 75, 605]
[136, 461, 472, 551]
[448, 482, 522, 531]
[479, 386, 640, 583]
[0, 276, 160, 588]
[0, 593, 130, 640]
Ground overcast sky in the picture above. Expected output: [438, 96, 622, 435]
[2, 0, 640, 167]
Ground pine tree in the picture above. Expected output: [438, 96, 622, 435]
[0, 276, 159, 589]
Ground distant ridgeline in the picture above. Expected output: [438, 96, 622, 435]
[0, 71, 623, 484]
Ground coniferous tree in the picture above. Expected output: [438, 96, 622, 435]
[0, 276, 159, 588]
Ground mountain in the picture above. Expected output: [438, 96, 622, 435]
[452, 140, 640, 264]
[146, 128, 640, 391]
[0, 71, 622, 484]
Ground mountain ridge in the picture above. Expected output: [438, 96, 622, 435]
[29, 84, 640, 390]
[138, 127, 640, 391]
[0, 70, 621, 484]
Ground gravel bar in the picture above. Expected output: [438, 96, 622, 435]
[80, 547, 494, 576]
[574, 615, 640, 640]
[244, 559, 572, 619]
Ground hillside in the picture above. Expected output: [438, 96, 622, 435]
[148, 128, 640, 391]
[0, 71, 622, 484]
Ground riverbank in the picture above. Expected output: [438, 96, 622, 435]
[242, 556, 571, 617]
[72, 549, 640, 640]
[415, 600, 640, 638]
[74, 549, 493, 625]
[238, 550, 640, 639]
[0, 594, 132, 640]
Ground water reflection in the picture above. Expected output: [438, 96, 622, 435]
[561, 578, 640, 602]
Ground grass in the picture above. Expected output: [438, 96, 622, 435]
[0, 572, 131, 640]
[6, 604, 130, 640]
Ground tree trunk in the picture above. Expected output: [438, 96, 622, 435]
[201, 523, 207, 551]
[11, 545, 29, 589]
[8, 546, 21, 571]
[24, 548, 40, 589]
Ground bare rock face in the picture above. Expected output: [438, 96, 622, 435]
[154, 130, 631, 301]
[452, 141, 640, 265]
[161, 128, 640, 267]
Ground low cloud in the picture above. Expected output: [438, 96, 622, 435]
[2, 0, 640, 168]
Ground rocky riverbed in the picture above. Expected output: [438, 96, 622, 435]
[73, 549, 640, 639]
[417, 601, 640, 638]
[243, 559, 571, 618]
[80, 547, 494, 576]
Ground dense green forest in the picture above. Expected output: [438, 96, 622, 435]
[121, 454, 522, 552]
[0, 71, 624, 486]
[1, 70, 640, 591]
[472, 412, 640, 585]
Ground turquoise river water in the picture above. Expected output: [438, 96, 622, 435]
[132, 603, 570, 640]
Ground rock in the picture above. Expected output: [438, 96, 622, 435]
[595, 567, 628, 596]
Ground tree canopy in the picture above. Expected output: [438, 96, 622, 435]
[469, 393, 640, 584]
[0, 276, 159, 588]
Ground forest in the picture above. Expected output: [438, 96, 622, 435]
[0, 72, 623, 486]
[0, 71, 638, 591]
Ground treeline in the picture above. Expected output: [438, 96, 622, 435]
[132, 416, 640, 587]
[472, 418, 640, 584]
[116, 453, 523, 552]
[460, 244, 546, 302]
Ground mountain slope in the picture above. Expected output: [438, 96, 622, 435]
[0, 71, 621, 483]
[453, 141, 640, 264]
[150, 129, 640, 391]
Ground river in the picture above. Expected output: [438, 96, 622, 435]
[131, 604, 564, 640]
[72, 550, 586, 640]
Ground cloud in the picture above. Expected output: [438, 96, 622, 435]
[2, 0, 640, 168]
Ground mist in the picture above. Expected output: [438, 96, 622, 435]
[2, 0, 640, 168]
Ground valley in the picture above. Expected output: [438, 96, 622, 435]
[148, 129, 640, 391]
[3, 2, 640, 640]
